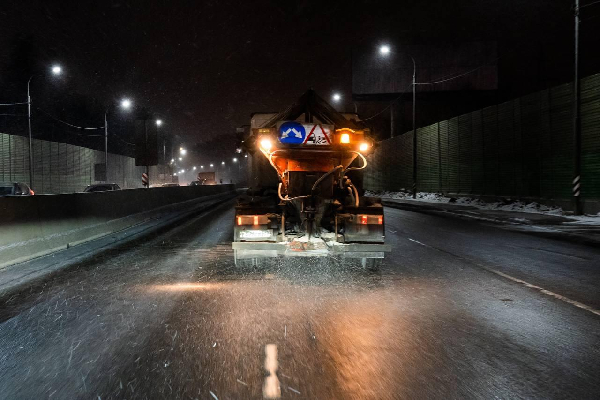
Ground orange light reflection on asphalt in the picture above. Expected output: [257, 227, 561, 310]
[150, 282, 220, 292]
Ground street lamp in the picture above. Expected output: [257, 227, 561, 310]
[332, 92, 342, 102]
[377, 43, 417, 197]
[155, 119, 166, 165]
[379, 44, 391, 55]
[201, 165, 204, 169]
[193, 166, 197, 170]
[121, 98, 132, 109]
[180, 147, 187, 156]
[233, 157, 238, 162]
[178, 157, 182, 161]
[210, 163, 214, 167]
[221, 161, 225, 165]
[27, 64, 63, 188]
[104, 98, 133, 182]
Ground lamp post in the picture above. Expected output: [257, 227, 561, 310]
[410, 56, 417, 199]
[27, 64, 63, 188]
[573, 0, 582, 215]
[332, 91, 358, 113]
[156, 119, 164, 161]
[379, 45, 417, 198]
[104, 98, 132, 182]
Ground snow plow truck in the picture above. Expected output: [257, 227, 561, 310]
[232, 90, 391, 267]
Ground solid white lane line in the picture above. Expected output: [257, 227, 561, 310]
[484, 267, 600, 317]
[263, 344, 281, 399]
[407, 237, 600, 318]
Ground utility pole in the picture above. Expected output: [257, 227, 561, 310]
[411, 57, 417, 199]
[572, 0, 582, 215]
[104, 111, 109, 182]
[27, 78, 33, 189]
[390, 103, 395, 138]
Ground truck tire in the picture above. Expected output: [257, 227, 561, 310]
[361, 257, 382, 271]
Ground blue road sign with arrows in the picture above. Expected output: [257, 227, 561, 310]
[278, 121, 306, 144]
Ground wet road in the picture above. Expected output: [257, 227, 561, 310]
[1, 200, 600, 399]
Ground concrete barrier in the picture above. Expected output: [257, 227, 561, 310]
[0, 185, 236, 269]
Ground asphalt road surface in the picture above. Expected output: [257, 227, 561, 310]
[1, 200, 599, 399]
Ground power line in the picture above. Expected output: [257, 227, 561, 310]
[110, 132, 135, 146]
[362, 82, 414, 121]
[35, 107, 105, 130]
[361, 20, 578, 123]
[0, 101, 28, 106]
[421, 64, 489, 85]
[579, 0, 600, 9]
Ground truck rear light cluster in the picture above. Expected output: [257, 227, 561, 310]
[358, 214, 383, 225]
[237, 215, 270, 225]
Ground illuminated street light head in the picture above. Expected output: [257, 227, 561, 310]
[200, 165, 204, 169]
[178, 157, 182, 161]
[51, 65, 62, 75]
[379, 44, 391, 55]
[121, 98, 132, 109]
[180, 147, 187, 156]
[156, 119, 163, 126]
[332, 93, 341, 102]
[233, 158, 238, 162]
[193, 166, 197, 170]
[221, 161, 225, 165]
[210, 163, 214, 167]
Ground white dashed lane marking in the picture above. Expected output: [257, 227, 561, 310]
[263, 344, 281, 399]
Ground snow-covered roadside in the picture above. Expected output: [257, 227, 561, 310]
[366, 190, 600, 223]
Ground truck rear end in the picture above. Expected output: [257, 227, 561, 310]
[233, 90, 390, 267]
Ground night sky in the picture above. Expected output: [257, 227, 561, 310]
[1, 0, 598, 146]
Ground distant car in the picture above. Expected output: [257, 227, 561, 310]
[188, 181, 201, 186]
[161, 183, 180, 187]
[83, 183, 121, 193]
[0, 182, 34, 197]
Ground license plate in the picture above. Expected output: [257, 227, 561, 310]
[239, 230, 272, 239]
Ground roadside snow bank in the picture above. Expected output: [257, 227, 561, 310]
[366, 190, 600, 221]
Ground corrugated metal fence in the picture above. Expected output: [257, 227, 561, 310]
[0, 132, 172, 193]
[365, 73, 600, 208]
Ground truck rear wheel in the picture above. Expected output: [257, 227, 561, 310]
[361, 258, 382, 271]
[234, 253, 266, 269]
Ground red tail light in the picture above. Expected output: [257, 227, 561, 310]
[361, 215, 368, 225]
[378, 216, 383, 225]
[237, 215, 269, 225]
